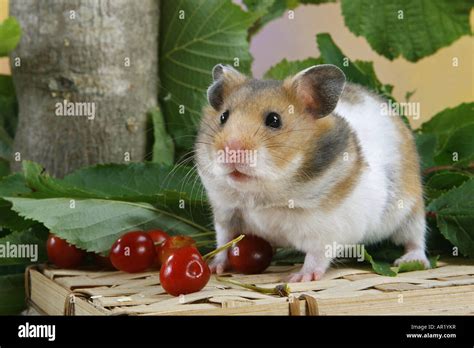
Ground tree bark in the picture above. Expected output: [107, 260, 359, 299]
[10, 0, 159, 177]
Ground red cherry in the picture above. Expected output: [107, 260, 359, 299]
[110, 231, 156, 273]
[46, 234, 86, 269]
[228, 234, 273, 274]
[160, 246, 211, 296]
[160, 235, 196, 264]
[148, 229, 170, 267]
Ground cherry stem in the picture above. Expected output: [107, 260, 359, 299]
[202, 234, 245, 262]
[216, 276, 291, 297]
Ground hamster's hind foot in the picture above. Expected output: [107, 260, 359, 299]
[285, 270, 325, 283]
[394, 249, 430, 269]
[285, 252, 330, 283]
[209, 259, 229, 274]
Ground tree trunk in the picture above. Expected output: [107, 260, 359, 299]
[10, 0, 159, 177]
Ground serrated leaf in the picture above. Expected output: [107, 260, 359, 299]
[245, 0, 284, 30]
[0, 17, 21, 57]
[316, 33, 395, 101]
[341, 0, 472, 62]
[5, 197, 211, 254]
[149, 107, 175, 166]
[246, 0, 335, 37]
[0, 200, 36, 232]
[420, 103, 473, 144]
[264, 58, 324, 80]
[0, 173, 31, 197]
[0, 228, 48, 265]
[159, 0, 261, 156]
[436, 215, 474, 257]
[4, 162, 214, 251]
[428, 179, 474, 257]
[364, 250, 397, 276]
[434, 123, 474, 166]
[428, 179, 474, 216]
[396, 255, 439, 273]
[425, 171, 472, 192]
[21, 160, 206, 205]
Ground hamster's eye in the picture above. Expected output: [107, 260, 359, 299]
[220, 110, 229, 125]
[265, 112, 281, 129]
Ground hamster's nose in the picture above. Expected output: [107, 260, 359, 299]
[224, 139, 246, 152]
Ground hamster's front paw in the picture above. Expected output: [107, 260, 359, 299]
[286, 270, 325, 283]
[394, 249, 430, 269]
[285, 253, 330, 282]
[209, 254, 229, 274]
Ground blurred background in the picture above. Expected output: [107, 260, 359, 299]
[1, 0, 472, 128]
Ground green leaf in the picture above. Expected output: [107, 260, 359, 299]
[433, 123, 474, 166]
[0, 17, 21, 57]
[420, 103, 473, 147]
[0, 272, 25, 314]
[428, 179, 474, 256]
[425, 171, 472, 192]
[428, 179, 474, 215]
[0, 161, 214, 255]
[341, 0, 472, 62]
[0, 228, 48, 265]
[436, 215, 473, 257]
[0, 173, 32, 197]
[245, 0, 296, 37]
[365, 241, 404, 262]
[149, 107, 175, 166]
[21, 160, 206, 204]
[0, 200, 36, 232]
[416, 103, 474, 170]
[159, 0, 261, 157]
[364, 249, 397, 276]
[316, 33, 394, 99]
[396, 255, 439, 273]
[245, 0, 335, 37]
[424, 171, 472, 203]
[264, 57, 324, 80]
[5, 197, 211, 254]
[364, 248, 437, 276]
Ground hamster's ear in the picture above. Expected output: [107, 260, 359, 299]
[207, 64, 247, 110]
[285, 64, 346, 118]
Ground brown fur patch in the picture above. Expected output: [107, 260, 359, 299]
[393, 116, 423, 201]
[319, 135, 366, 212]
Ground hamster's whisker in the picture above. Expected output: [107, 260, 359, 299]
[194, 141, 213, 146]
[252, 125, 263, 138]
[160, 150, 197, 189]
[200, 119, 220, 135]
